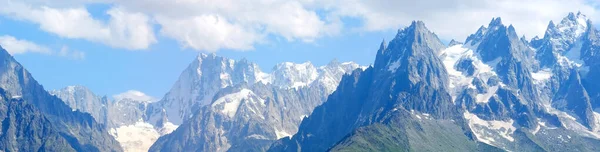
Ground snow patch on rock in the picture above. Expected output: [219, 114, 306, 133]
[110, 121, 160, 152]
[464, 112, 516, 147]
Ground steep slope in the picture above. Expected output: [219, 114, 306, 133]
[52, 86, 160, 152]
[0, 46, 122, 152]
[50, 85, 110, 125]
[148, 56, 362, 152]
[531, 12, 600, 131]
[269, 21, 464, 152]
[0, 89, 76, 152]
[270, 13, 600, 152]
[145, 54, 363, 128]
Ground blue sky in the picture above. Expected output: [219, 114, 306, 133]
[0, 6, 394, 98]
[1, 0, 599, 99]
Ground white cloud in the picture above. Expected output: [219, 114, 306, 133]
[155, 14, 260, 52]
[0, 0, 338, 52]
[0, 35, 51, 55]
[124, 0, 338, 51]
[59, 46, 85, 60]
[314, 0, 600, 41]
[113, 90, 156, 102]
[1, 0, 599, 52]
[0, 35, 86, 59]
[0, 1, 156, 50]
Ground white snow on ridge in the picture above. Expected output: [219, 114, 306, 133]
[274, 128, 291, 139]
[153, 54, 362, 128]
[476, 85, 499, 103]
[272, 62, 320, 89]
[211, 89, 264, 118]
[255, 71, 272, 85]
[531, 69, 553, 83]
[439, 45, 500, 103]
[110, 121, 160, 152]
[541, 103, 600, 139]
[557, 13, 588, 39]
[387, 60, 401, 73]
[246, 134, 269, 140]
[158, 121, 178, 135]
[464, 112, 516, 146]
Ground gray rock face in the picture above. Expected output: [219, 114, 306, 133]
[0, 89, 76, 152]
[270, 20, 455, 152]
[0, 46, 123, 152]
[51, 86, 152, 128]
[50, 86, 110, 125]
[145, 54, 363, 128]
[51, 86, 162, 152]
[270, 12, 600, 152]
[147, 55, 363, 152]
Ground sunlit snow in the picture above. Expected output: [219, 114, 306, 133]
[464, 112, 516, 146]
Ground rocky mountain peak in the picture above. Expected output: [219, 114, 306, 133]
[448, 39, 463, 46]
[375, 20, 445, 69]
[544, 12, 589, 43]
[490, 17, 503, 25]
[377, 39, 387, 55]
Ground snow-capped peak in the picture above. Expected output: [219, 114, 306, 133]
[149, 54, 363, 126]
[465, 26, 488, 47]
[557, 12, 588, 39]
[272, 61, 319, 89]
[537, 12, 592, 68]
[543, 12, 589, 45]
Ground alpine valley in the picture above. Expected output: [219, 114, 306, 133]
[1, 12, 600, 152]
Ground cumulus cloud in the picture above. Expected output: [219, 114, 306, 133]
[314, 0, 600, 41]
[123, 0, 339, 52]
[0, 1, 156, 50]
[1, 0, 599, 51]
[0, 0, 339, 52]
[0, 35, 51, 55]
[113, 90, 156, 102]
[155, 14, 261, 52]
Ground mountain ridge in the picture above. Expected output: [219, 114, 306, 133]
[269, 12, 600, 152]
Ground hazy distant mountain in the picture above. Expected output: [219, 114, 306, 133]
[51, 54, 362, 152]
[50, 85, 110, 125]
[51, 86, 157, 152]
[147, 54, 363, 152]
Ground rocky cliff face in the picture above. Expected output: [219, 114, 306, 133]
[52, 53, 362, 152]
[270, 12, 600, 152]
[147, 55, 363, 152]
[0, 46, 123, 152]
[50, 86, 110, 125]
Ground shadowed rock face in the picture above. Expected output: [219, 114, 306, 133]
[50, 86, 110, 125]
[122, 53, 361, 152]
[0, 46, 123, 152]
[270, 13, 600, 152]
[0, 89, 75, 152]
[269, 21, 455, 152]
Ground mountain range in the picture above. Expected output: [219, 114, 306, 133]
[49, 53, 363, 152]
[269, 12, 600, 152]
[0, 46, 122, 151]
[1, 11, 600, 152]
